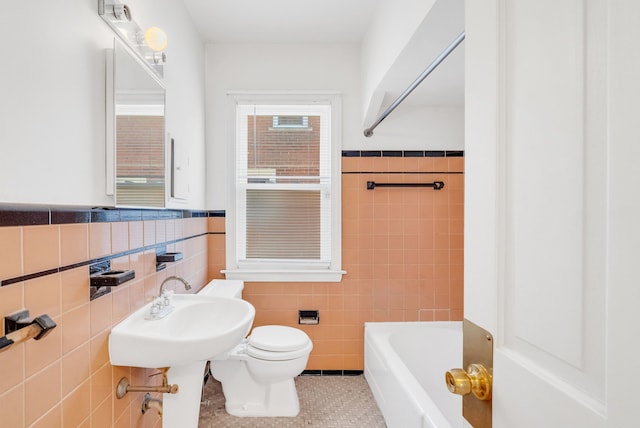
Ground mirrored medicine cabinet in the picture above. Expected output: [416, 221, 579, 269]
[106, 38, 166, 207]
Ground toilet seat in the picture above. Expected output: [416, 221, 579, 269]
[246, 325, 312, 361]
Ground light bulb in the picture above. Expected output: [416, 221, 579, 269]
[144, 26, 168, 52]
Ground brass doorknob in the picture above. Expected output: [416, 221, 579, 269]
[445, 363, 492, 400]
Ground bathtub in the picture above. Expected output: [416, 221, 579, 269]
[364, 322, 468, 428]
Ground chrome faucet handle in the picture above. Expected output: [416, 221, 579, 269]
[150, 300, 161, 315]
[161, 290, 174, 307]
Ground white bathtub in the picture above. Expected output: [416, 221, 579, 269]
[364, 322, 468, 428]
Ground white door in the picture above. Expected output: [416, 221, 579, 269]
[465, 1, 640, 427]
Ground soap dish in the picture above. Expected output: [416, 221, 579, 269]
[156, 252, 183, 263]
[90, 270, 135, 287]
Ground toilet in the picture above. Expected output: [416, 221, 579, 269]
[199, 280, 313, 417]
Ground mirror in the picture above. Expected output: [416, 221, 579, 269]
[107, 39, 166, 207]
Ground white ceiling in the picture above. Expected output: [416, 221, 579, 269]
[379, 0, 465, 108]
[182, 0, 464, 109]
[182, 0, 378, 44]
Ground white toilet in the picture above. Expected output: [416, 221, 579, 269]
[199, 280, 313, 417]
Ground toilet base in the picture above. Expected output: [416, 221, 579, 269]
[223, 378, 300, 417]
[211, 359, 302, 417]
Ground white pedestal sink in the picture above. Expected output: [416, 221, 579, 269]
[109, 294, 255, 427]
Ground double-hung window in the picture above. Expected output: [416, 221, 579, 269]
[224, 93, 344, 282]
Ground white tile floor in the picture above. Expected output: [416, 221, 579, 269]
[198, 375, 387, 427]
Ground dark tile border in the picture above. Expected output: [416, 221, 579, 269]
[341, 150, 361, 157]
[342, 150, 464, 158]
[446, 150, 464, 157]
[0, 205, 224, 228]
[0, 204, 227, 287]
[0, 209, 50, 227]
[382, 150, 402, 157]
[301, 370, 364, 376]
[361, 150, 382, 157]
[404, 150, 426, 157]
[50, 210, 92, 225]
[424, 150, 446, 157]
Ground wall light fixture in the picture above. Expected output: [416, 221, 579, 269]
[98, 0, 167, 77]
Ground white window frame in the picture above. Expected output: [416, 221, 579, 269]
[223, 92, 345, 282]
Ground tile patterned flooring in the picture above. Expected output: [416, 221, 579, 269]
[198, 375, 387, 427]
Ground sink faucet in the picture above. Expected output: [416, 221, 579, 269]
[159, 275, 192, 297]
[146, 276, 192, 321]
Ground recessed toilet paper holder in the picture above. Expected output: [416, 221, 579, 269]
[298, 310, 319, 325]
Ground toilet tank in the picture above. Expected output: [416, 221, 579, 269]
[198, 279, 244, 299]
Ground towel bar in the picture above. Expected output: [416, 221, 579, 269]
[366, 181, 445, 190]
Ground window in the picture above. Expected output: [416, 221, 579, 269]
[271, 115, 309, 129]
[224, 93, 344, 282]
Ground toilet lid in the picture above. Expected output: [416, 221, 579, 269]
[246, 341, 312, 361]
[248, 325, 311, 353]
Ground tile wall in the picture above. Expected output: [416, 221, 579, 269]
[0, 210, 209, 428]
[206, 151, 464, 371]
[0, 150, 463, 426]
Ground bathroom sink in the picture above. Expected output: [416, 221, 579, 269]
[109, 294, 255, 368]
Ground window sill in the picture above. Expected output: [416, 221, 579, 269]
[267, 127, 314, 132]
[221, 269, 346, 283]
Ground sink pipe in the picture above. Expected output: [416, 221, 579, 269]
[142, 393, 164, 416]
[116, 367, 178, 399]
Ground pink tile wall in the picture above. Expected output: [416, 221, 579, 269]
[207, 155, 464, 370]
[0, 217, 209, 428]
